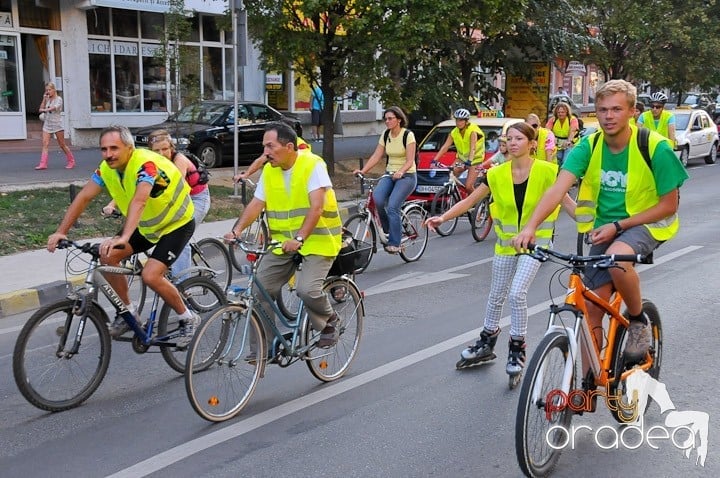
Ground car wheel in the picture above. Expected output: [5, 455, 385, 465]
[706, 142, 718, 164]
[679, 147, 689, 167]
[198, 142, 221, 168]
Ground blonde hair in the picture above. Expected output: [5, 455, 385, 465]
[552, 101, 572, 119]
[45, 82, 57, 91]
[148, 129, 176, 150]
[595, 79, 637, 108]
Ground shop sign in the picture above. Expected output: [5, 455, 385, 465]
[78, 0, 225, 14]
[0, 12, 12, 27]
[266, 73, 283, 91]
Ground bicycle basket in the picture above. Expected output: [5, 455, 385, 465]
[329, 230, 372, 275]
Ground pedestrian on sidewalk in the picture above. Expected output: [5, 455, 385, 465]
[310, 83, 324, 141]
[35, 82, 75, 170]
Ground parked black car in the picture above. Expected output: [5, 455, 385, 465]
[133, 101, 303, 168]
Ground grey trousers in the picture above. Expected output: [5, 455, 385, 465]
[255, 251, 334, 342]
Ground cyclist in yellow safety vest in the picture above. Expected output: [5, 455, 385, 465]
[526, 113, 557, 163]
[426, 122, 576, 377]
[546, 102, 579, 166]
[228, 122, 343, 350]
[630, 101, 645, 126]
[637, 91, 676, 147]
[430, 108, 485, 192]
[46, 125, 200, 344]
[233, 136, 312, 182]
[514, 80, 688, 365]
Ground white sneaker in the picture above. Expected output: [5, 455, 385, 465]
[176, 312, 201, 348]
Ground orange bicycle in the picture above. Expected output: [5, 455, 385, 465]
[514, 245, 662, 477]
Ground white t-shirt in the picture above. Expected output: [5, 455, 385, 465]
[254, 160, 332, 201]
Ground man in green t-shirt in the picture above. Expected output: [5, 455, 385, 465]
[513, 79, 688, 364]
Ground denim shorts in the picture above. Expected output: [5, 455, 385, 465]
[583, 225, 661, 289]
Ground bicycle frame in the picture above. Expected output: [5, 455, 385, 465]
[538, 267, 656, 401]
[77, 257, 188, 348]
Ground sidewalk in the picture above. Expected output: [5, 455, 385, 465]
[0, 166, 362, 318]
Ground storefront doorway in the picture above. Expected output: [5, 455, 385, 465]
[0, 32, 24, 139]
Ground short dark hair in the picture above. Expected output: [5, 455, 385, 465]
[635, 102, 645, 113]
[265, 122, 298, 149]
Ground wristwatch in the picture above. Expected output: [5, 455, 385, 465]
[295, 236, 304, 244]
[613, 221, 623, 234]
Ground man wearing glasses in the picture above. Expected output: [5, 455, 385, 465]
[637, 92, 676, 146]
[526, 113, 557, 163]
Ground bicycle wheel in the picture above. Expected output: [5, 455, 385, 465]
[229, 215, 268, 273]
[399, 204, 428, 262]
[608, 299, 663, 423]
[277, 273, 301, 320]
[515, 331, 574, 478]
[304, 277, 364, 382]
[185, 304, 265, 422]
[13, 299, 112, 412]
[342, 212, 376, 273]
[159, 276, 227, 373]
[470, 196, 493, 242]
[430, 186, 458, 237]
[193, 237, 232, 292]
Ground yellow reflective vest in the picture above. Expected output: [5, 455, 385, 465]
[263, 153, 342, 257]
[575, 125, 679, 241]
[532, 127, 557, 163]
[450, 123, 485, 164]
[487, 160, 560, 255]
[639, 110, 673, 142]
[100, 148, 194, 243]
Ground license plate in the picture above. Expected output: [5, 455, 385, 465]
[416, 185, 444, 193]
[415, 120, 433, 126]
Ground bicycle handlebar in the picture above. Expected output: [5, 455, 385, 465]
[230, 238, 282, 256]
[525, 244, 652, 267]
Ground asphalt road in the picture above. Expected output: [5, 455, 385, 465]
[0, 161, 717, 477]
[0, 136, 380, 191]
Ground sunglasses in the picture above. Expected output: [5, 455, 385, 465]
[651, 104, 663, 109]
[530, 123, 539, 128]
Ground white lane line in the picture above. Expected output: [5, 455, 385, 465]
[95, 245, 703, 477]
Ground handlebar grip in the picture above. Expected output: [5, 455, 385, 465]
[609, 253, 652, 264]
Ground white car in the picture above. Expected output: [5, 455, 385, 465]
[672, 108, 718, 166]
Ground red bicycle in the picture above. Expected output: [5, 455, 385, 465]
[429, 161, 493, 241]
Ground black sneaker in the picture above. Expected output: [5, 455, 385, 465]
[317, 314, 340, 348]
[623, 317, 652, 364]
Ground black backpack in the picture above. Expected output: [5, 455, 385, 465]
[176, 151, 210, 185]
[383, 129, 419, 166]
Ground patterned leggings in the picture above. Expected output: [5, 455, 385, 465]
[483, 253, 542, 338]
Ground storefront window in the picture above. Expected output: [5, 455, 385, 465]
[140, 12, 163, 40]
[114, 42, 140, 112]
[143, 45, 166, 112]
[0, 35, 20, 112]
[88, 11, 230, 114]
[224, 48, 236, 99]
[112, 10, 138, 37]
[89, 43, 112, 112]
[19, 0, 61, 30]
[202, 16, 220, 42]
[87, 7, 109, 35]
[203, 47, 222, 100]
[0, 0, 10, 10]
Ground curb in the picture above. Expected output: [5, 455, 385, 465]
[0, 204, 358, 319]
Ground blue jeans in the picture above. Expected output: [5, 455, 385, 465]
[373, 173, 417, 246]
[171, 188, 211, 278]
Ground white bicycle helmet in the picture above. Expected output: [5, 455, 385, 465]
[454, 108, 471, 120]
[649, 92, 668, 103]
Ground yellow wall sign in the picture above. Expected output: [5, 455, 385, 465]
[505, 62, 551, 121]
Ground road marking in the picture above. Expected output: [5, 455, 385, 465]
[57, 245, 710, 476]
[364, 257, 493, 296]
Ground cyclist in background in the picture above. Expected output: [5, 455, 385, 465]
[527, 113, 557, 163]
[630, 101, 645, 126]
[47, 125, 200, 343]
[426, 122, 576, 378]
[514, 80, 688, 364]
[353, 106, 417, 254]
[546, 101, 579, 166]
[638, 92, 676, 146]
[429, 108, 485, 192]
[227, 122, 342, 349]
